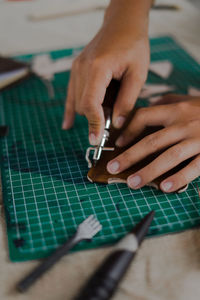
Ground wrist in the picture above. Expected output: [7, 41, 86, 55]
[103, 0, 150, 37]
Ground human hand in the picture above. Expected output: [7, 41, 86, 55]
[107, 95, 200, 192]
[62, 0, 150, 145]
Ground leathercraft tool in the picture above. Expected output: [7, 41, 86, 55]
[74, 211, 155, 300]
[86, 79, 120, 168]
[17, 215, 102, 292]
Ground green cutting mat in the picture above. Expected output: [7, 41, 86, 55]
[1, 36, 200, 262]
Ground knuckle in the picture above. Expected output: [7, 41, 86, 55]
[84, 108, 102, 127]
[90, 57, 101, 69]
[89, 57, 105, 75]
[80, 99, 95, 113]
[170, 145, 184, 161]
[145, 134, 159, 151]
[88, 120, 101, 130]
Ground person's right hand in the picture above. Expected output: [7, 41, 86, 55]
[62, 0, 151, 146]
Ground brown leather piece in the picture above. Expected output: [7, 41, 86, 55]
[87, 79, 190, 192]
[0, 56, 28, 74]
[87, 125, 191, 192]
[0, 56, 31, 91]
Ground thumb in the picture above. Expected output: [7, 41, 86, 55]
[112, 70, 145, 128]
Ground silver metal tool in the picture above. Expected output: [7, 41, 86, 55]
[85, 79, 121, 168]
[74, 214, 102, 241]
[93, 107, 112, 166]
[43, 78, 55, 100]
[17, 215, 102, 292]
[85, 107, 115, 168]
[74, 211, 155, 300]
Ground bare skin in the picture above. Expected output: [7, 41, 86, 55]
[63, 0, 199, 192]
[107, 95, 200, 193]
[62, 0, 152, 145]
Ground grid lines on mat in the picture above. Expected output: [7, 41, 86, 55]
[0, 36, 200, 261]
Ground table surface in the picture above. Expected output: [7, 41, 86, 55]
[0, 0, 200, 299]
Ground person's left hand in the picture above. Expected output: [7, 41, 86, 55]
[106, 95, 200, 192]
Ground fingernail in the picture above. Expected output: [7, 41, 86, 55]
[107, 161, 120, 174]
[89, 133, 98, 145]
[116, 136, 124, 147]
[114, 116, 125, 129]
[62, 120, 68, 129]
[161, 181, 173, 192]
[128, 175, 142, 189]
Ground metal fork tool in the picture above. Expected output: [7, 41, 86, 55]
[17, 215, 102, 292]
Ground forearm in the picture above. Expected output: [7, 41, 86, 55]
[103, 0, 152, 35]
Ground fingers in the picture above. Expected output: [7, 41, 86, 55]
[107, 124, 188, 174]
[151, 93, 200, 107]
[116, 104, 174, 147]
[62, 56, 112, 144]
[86, 106, 105, 145]
[80, 69, 112, 145]
[160, 154, 200, 193]
[126, 139, 200, 190]
[62, 76, 76, 130]
[150, 93, 190, 106]
[112, 69, 145, 129]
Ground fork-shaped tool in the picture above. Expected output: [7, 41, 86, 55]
[17, 215, 102, 292]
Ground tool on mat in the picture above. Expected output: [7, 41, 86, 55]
[74, 211, 155, 300]
[86, 123, 189, 193]
[2, 37, 200, 262]
[92, 106, 112, 166]
[17, 215, 102, 292]
[30, 54, 56, 100]
[0, 56, 30, 91]
[86, 79, 120, 168]
[42, 78, 55, 100]
[31, 51, 81, 100]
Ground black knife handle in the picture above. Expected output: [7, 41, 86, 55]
[74, 250, 134, 300]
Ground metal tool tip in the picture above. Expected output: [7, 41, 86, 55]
[132, 211, 155, 245]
